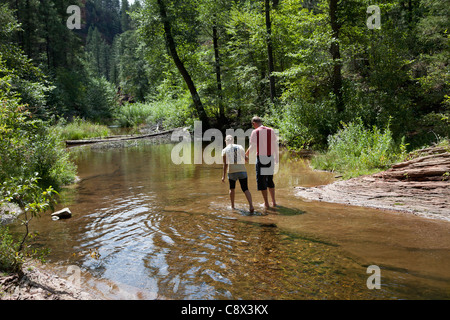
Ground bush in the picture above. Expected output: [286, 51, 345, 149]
[113, 98, 192, 129]
[52, 117, 111, 141]
[311, 119, 406, 178]
[267, 99, 337, 150]
[0, 226, 21, 273]
[113, 102, 152, 128]
[0, 97, 77, 190]
[83, 77, 118, 121]
[0, 175, 56, 273]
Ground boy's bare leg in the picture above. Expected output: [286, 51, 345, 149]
[244, 190, 254, 213]
[229, 189, 235, 209]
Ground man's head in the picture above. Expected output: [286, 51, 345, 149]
[251, 116, 262, 128]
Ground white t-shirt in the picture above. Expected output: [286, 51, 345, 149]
[222, 144, 246, 174]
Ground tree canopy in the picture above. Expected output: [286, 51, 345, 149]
[1, 0, 448, 149]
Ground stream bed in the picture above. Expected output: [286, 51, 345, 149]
[18, 142, 450, 299]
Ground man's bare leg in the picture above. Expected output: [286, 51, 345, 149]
[261, 189, 270, 208]
[269, 187, 277, 207]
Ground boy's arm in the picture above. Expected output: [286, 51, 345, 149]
[239, 145, 248, 163]
[272, 130, 279, 164]
[246, 131, 256, 157]
[222, 154, 227, 182]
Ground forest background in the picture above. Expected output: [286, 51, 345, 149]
[0, 0, 449, 272]
[1, 0, 449, 188]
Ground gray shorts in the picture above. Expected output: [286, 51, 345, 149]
[227, 172, 248, 192]
[228, 171, 248, 181]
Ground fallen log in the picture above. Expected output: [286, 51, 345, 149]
[65, 129, 178, 146]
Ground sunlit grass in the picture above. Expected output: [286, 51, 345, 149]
[52, 117, 111, 141]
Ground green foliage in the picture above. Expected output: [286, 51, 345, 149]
[0, 96, 77, 189]
[114, 96, 193, 129]
[267, 99, 337, 150]
[0, 175, 57, 273]
[110, 30, 151, 101]
[52, 117, 112, 141]
[272, 0, 331, 103]
[0, 226, 21, 273]
[114, 102, 154, 128]
[86, 26, 112, 80]
[1, 175, 58, 220]
[311, 119, 407, 178]
[1, 0, 448, 153]
[83, 76, 118, 121]
[0, 4, 53, 117]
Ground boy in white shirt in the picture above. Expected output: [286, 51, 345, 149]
[222, 135, 254, 213]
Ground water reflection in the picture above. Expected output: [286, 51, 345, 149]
[18, 142, 450, 299]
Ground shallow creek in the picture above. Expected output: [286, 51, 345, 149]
[18, 143, 450, 299]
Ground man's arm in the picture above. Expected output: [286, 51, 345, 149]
[272, 129, 279, 164]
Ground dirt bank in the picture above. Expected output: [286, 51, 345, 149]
[0, 261, 99, 300]
[295, 147, 450, 222]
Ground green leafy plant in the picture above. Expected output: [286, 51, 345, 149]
[311, 119, 407, 178]
[0, 226, 20, 273]
[0, 174, 57, 273]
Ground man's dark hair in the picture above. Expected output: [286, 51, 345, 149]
[251, 116, 262, 124]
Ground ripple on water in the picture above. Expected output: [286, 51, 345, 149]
[21, 144, 450, 300]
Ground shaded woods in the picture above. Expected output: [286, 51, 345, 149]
[0, 0, 449, 300]
[1, 0, 449, 267]
[1, 0, 448, 146]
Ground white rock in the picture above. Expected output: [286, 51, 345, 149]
[51, 208, 72, 220]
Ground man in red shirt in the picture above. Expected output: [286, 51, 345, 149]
[245, 116, 278, 209]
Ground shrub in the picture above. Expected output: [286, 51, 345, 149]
[113, 98, 192, 129]
[82, 77, 118, 121]
[113, 102, 152, 128]
[267, 100, 337, 150]
[311, 119, 406, 178]
[52, 117, 111, 141]
[0, 226, 21, 273]
[0, 97, 77, 190]
[0, 175, 56, 273]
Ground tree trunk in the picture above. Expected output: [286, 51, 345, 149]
[156, 0, 210, 128]
[329, 0, 344, 113]
[273, 0, 280, 9]
[265, 0, 276, 103]
[212, 20, 225, 124]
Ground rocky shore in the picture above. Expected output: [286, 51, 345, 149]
[0, 261, 98, 300]
[296, 147, 450, 222]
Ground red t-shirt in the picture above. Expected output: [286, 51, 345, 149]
[250, 126, 276, 156]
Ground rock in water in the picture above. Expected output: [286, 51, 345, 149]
[51, 208, 72, 220]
